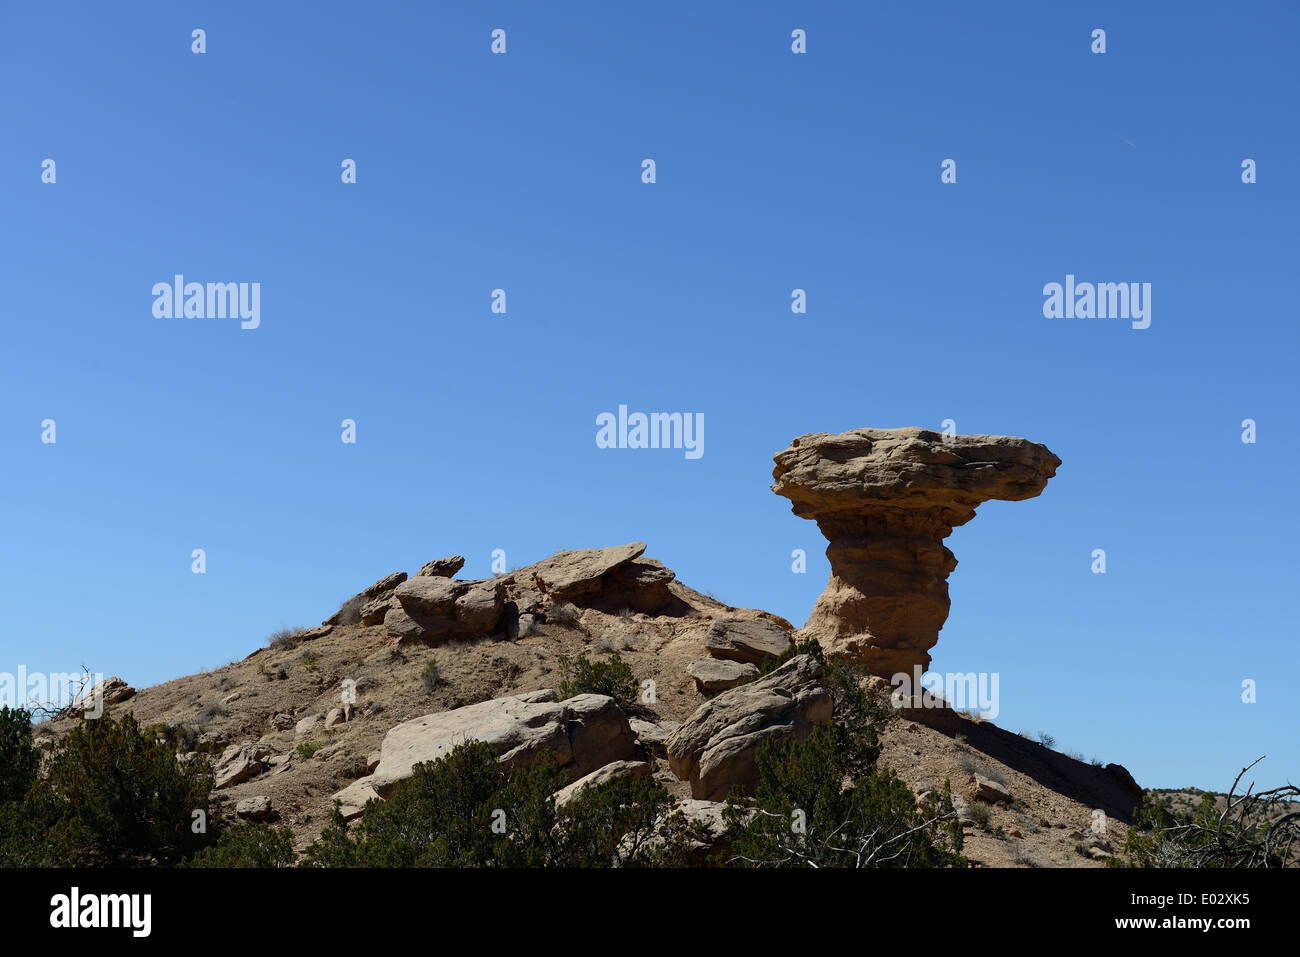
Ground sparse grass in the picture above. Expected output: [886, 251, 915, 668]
[1036, 732, 1057, 749]
[617, 608, 635, 619]
[547, 602, 582, 627]
[301, 651, 320, 671]
[1090, 757, 1105, 768]
[968, 801, 993, 829]
[297, 740, 322, 759]
[268, 627, 304, 652]
[336, 595, 364, 627]
[953, 733, 969, 752]
[195, 703, 227, 725]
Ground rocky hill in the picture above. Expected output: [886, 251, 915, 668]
[36, 428, 1148, 867]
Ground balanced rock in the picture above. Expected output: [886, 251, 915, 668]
[772, 427, 1060, 675]
[527, 543, 647, 603]
[666, 654, 831, 801]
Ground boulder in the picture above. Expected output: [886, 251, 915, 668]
[387, 577, 505, 643]
[361, 691, 643, 798]
[359, 596, 393, 626]
[295, 625, 333, 641]
[324, 707, 346, 730]
[295, 714, 319, 737]
[629, 717, 680, 758]
[687, 657, 759, 694]
[325, 571, 408, 625]
[270, 712, 294, 730]
[416, 555, 466, 578]
[61, 677, 135, 716]
[771, 427, 1060, 675]
[703, 618, 792, 665]
[213, 744, 272, 790]
[527, 543, 647, 603]
[333, 779, 380, 822]
[553, 760, 653, 807]
[666, 655, 831, 801]
[234, 796, 272, 821]
[969, 774, 1013, 805]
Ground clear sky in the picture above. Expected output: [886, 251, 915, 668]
[2, 1, 1295, 791]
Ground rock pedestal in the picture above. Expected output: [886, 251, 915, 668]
[771, 427, 1060, 676]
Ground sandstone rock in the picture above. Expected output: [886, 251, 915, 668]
[333, 779, 380, 821]
[61, 677, 135, 716]
[324, 571, 408, 625]
[553, 760, 653, 807]
[703, 618, 792, 665]
[324, 707, 346, 730]
[592, 557, 678, 614]
[359, 596, 394, 626]
[363, 691, 643, 798]
[270, 712, 294, 730]
[629, 717, 680, 758]
[687, 657, 759, 694]
[771, 427, 1060, 675]
[366, 751, 381, 773]
[295, 625, 333, 641]
[223, 692, 243, 706]
[295, 714, 319, 737]
[969, 774, 1013, 805]
[387, 576, 505, 644]
[527, 543, 647, 603]
[666, 655, 831, 801]
[213, 744, 272, 790]
[416, 555, 466, 578]
[235, 796, 272, 821]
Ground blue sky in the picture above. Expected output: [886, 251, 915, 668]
[1, 1, 1295, 790]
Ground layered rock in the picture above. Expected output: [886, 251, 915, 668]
[772, 427, 1059, 675]
[385, 576, 505, 644]
[666, 654, 831, 801]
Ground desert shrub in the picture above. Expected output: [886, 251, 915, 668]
[196, 702, 227, 724]
[184, 821, 296, 868]
[267, 627, 302, 652]
[556, 653, 637, 710]
[336, 595, 365, 627]
[297, 741, 322, 759]
[421, 659, 440, 693]
[300, 740, 698, 868]
[21, 713, 216, 866]
[722, 725, 966, 868]
[967, 800, 993, 829]
[301, 651, 320, 671]
[1113, 771, 1300, 869]
[0, 707, 39, 805]
[548, 602, 582, 627]
[1036, 732, 1056, 749]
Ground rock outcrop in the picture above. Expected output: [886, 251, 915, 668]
[340, 689, 644, 802]
[666, 654, 831, 801]
[385, 576, 506, 644]
[702, 617, 792, 665]
[772, 427, 1060, 675]
[687, 658, 758, 694]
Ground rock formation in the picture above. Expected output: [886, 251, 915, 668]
[772, 427, 1060, 675]
[666, 654, 831, 800]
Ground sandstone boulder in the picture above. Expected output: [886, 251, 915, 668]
[629, 717, 680, 758]
[387, 576, 505, 643]
[361, 690, 643, 798]
[527, 543, 647, 603]
[416, 555, 466, 578]
[213, 744, 272, 790]
[325, 571, 408, 625]
[687, 657, 759, 694]
[553, 760, 653, 807]
[969, 774, 1013, 805]
[234, 796, 272, 821]
[666, 655, 831, 800]
[772, 427, 1059, 675]
[703, 618, 792, 665]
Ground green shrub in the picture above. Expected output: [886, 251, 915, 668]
[300, 740, 699, 868]
[301, 651, 320, 671]
[22, 713, 216, 866]
[556, 652, 637, 710]
[967, 800, 993, 829]
[0, 707, 39, 805]
[184, 822, 296, 868]
[297, 741, 322, 759]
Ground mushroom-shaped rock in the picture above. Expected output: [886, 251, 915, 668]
[772, 427, 1060, 676]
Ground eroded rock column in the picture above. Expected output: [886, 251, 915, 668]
[772, 427, 1060, 676]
